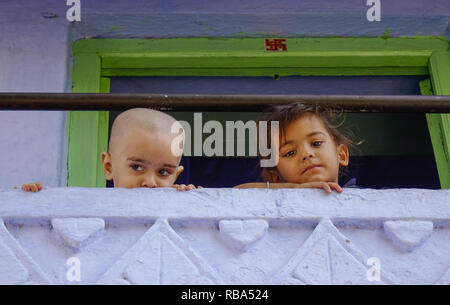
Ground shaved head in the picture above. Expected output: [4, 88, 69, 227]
[108, 108, 179, 154]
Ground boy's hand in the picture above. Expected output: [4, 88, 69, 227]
[18, 182, 43, 192]
[291, 182, 342, 194]
[172, 184, 203, 191]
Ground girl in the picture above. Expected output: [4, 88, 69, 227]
[235, 102, 358, 193]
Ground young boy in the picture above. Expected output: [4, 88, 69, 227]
[20, 108, 197, 191]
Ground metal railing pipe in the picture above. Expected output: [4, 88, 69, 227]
[1, 93, 450, 112]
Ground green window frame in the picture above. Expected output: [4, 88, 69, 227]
[69, 37, 450, 188]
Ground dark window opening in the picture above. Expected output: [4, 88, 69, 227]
[107, 75, 440, 189]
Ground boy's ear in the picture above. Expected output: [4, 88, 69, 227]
[337, 144, 349, 167]
[175, 165, 184, 180]
[101, 152, 113, 180]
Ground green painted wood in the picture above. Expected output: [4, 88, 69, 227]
[100, 52, 430, 69]
[426, 51, 450, 189]
[75, 38, 448, 77]
[430, 52, 450, 95]
[419, 78, 433, 96]
[69, 37, 449, 187]
[67, 53, 109, 187]
[73, 37, 449, 54]
[420, 79, 443, 187]
[97, 77, 110, 187]
[84, 37, 450, 78]
[101, 67, 428, 77]
[100, 77, 111, 92]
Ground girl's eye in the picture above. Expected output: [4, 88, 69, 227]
[284, 150, 296, 157]
[130, 164, 144, 171]
[312, 141, 323, 147]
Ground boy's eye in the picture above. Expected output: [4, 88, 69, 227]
[158, 169, 170, 176]
[130, 164, 144, 171]
[284, 150, 296, 157]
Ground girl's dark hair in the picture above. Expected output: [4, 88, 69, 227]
[258, 102, 361, 182]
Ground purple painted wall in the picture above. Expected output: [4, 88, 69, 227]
[71, 0, 450, 39]
[0, 1, 70, 188]
[0, 0, 448, 187]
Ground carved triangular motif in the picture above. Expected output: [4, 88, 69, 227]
[97, 219, 223, 284]
[0, 219, 50, 284]
[272, 218, 396, 285]
[219, 219, 268, 251]
[0, 237, 29, 284]
[51, 218, 105, 250]
[435, 266, 450, 284]
[292, 237, 331, 284]
[383, 220, 433, 252]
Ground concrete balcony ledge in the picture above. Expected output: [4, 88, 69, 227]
[0, 187, 449, 285]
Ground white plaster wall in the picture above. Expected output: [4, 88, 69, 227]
[0, 0, 70, 187]
[0, 187, 449, 285]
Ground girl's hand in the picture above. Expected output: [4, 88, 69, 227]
[172, 184, 203, 191]
[235, 182, 342, 193]
[292, 182, 342, 194]
[18, 182, 43, 192]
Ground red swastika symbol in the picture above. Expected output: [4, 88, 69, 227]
[265, 39, 287, 52]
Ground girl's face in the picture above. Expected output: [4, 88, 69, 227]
[273, 114, 349, 184]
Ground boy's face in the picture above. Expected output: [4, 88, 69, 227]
[273, 114, 349, 184]
[101, 127, 183, 188]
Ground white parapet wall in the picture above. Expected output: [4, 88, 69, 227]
[0, 187, 449, 285]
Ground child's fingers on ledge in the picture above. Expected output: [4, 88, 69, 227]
[176, 184, 187, 191]
[322, 183, 332, 194]
[173, 184, 202, 190]
[329, 182, 343, 193]
[306, 182, 332, 193]
[21, 182, 42, 192]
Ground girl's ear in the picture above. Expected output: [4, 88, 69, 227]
[101, 152, 113, 180]
[337, 144, 349, 167]
[268, 168, 282, 183]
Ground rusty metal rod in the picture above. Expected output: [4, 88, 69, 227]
[1, 93, 450, 112]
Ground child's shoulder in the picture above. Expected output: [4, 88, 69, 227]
[342, 178, 360, 188]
